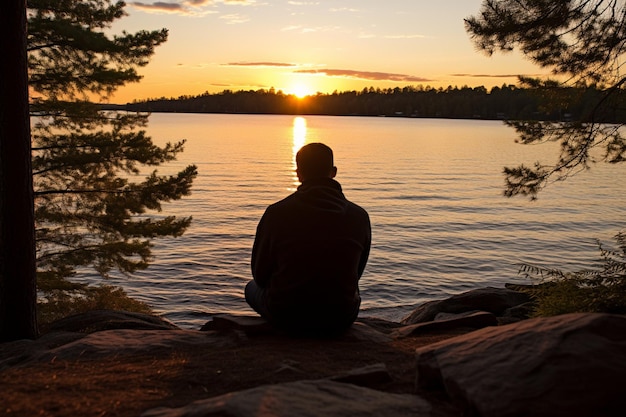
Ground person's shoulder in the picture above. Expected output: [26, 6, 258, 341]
[265, 192, 298, 212]
[346, 199, 369, 218]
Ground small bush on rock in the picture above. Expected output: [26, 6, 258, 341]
[519, 231, 626, 317]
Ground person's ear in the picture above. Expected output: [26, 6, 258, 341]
[330, 166, 337, 178]
[296, 169, 303, 182]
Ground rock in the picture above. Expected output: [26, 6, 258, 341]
[401, 287, 531, 324]
[141, 379, 457, 417]
[433, 311, 482, 321]
[392, 311, 497, 338]
[0, 329, 238, 369]
[345, 321, 392, 343]
[357, 317, 405, 333]
[501, 301, 535, 322]
[329, 363, 392, 387]
[31, 328, 239, 362]
[415, 313, 626, 417]
[0, 331, 86, 370]
[1, 309, 183, 369]
[43, 309, 179, 333]
[200, 315, 392, 343]
[200, 314, 276, 335]
[3, 298, 623, 417]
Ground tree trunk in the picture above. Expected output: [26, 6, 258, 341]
[0, 0, 39, 341]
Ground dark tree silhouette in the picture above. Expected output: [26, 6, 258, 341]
[466, 0, 626, 198]
[27, 0, 197, 321]
[0, 0, 38, 341]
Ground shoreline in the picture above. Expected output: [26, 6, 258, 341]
[3, 286, 624, 417]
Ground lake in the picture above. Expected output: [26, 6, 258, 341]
[91, 113, 625, 328]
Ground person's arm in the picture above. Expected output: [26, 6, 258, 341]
[251, 211, 273, 288]
[358, 214, 371, 278]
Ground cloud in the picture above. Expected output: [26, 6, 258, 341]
[131, 1, 187, 13]
[220, 13, 250, 23]
[384, 34, 427, 39]
[176, 62, 215, 68]
[451, 73, 521, 78]
[209, 81, 272, 90]
[223, 0, 256, 4]
[281, 25, 302, 31]
[130, 0, 214, 15]
[295, 69, 432, 83]
[224, 62, 297, 67]
[329, 7, 358, 12]
[130, 0, 254, 15]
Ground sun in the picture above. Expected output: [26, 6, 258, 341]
[290, 84, 313, 99]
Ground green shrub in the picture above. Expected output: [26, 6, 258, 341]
[519, 231, 626, 317]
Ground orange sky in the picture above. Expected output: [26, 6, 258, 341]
[107, 0, 547, 104]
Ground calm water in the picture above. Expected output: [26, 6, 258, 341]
[92, 113, 625, 328]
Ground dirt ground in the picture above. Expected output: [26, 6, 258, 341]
[0, 331, 463, 417]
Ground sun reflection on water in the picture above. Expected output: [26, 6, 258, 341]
[291, 116, 307, 189]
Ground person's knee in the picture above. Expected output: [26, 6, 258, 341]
[245, 280, 271, 319]
[246, 280, 266, 304]
[244, 280, 256, 303]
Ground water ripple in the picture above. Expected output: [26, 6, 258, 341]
[76, 115, 626, 329]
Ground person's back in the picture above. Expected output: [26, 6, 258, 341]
[245, 143, 371, 336]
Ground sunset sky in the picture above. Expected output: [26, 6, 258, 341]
[108, 0, 547, 103]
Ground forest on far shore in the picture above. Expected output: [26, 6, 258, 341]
[106, 84, 626, 123]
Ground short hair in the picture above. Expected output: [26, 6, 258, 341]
[296, 143, 334, 179]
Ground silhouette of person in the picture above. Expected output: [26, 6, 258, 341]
[245, 142, 371, 335]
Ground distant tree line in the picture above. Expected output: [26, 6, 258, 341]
[117, 84, 626, 122]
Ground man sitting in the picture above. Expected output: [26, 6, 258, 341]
[245, 143, 371, 336]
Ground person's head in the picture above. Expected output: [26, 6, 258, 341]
[296, 142, 337, 182]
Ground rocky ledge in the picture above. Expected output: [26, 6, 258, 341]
[1, 286, 625, 417]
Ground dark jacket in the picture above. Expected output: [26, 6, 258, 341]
[251, 178, 371, 330]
